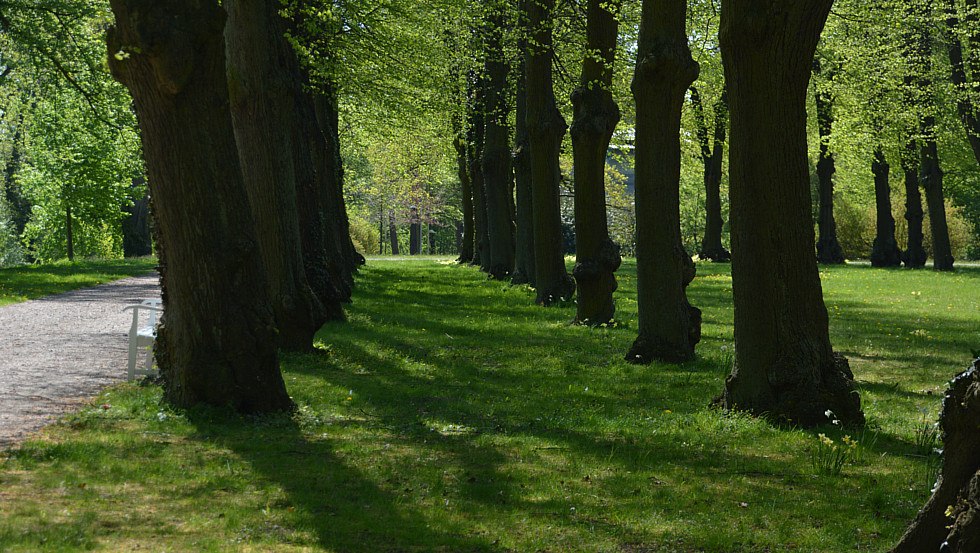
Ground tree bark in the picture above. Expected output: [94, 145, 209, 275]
[902, 139, 928, 268]
[453, 111, 475, 263]
[625, 0, 700, 363]
[813, 59, 845, 265]
[468, 76, 490, 270]
[122, 183, 152, 258]
[481, 6, 516, 280]
[571, 0, 622, 326]
[870, 146, 903, 267]
[225, 0, 326, 351]
[920, 125, 955, 271]
[525, 0, 575, 305]
[719, 0, 863, 427]
[65, 204, 74, 261]
[107, 0, 292, 413]
[690, 87, 730, 262]
[409, 206, 421, 255]
[512, 11, 535, 287]
[943, 0, 980, 165]
[892, 358, 980, 553]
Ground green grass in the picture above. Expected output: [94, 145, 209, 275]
[1, 259, 978, 552]
[0, 258, 158, 306]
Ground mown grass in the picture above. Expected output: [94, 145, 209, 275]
[1, 259, 978, 552]
[0, 258, 157, 307]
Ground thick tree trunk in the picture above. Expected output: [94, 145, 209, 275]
[571, 0, 622, 326]
[107, 0, 292, 413]
[512, 23, 536, 287]
[892, 358, 980, 553]
[65, 204, 74, 261]
[813, 60, 845, 265]
[625, 0, 700, 363]
[902, 140, 928, 268]
[409, 206, 421, 255]
[453, 113, 475, 263]
[943, 0, 980, 165]
[225, 0, 325, 351]
[719, 0, 863, 427]
[920, 128, 955, 271]
[690, 87, 730, 262]
[525, 0, 575, 305]
[468, 81, 490, 270]
[481, 8, 516, 280]
[870, 146, 903, 267]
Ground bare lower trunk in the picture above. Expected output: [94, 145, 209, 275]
[481, 7, 515, 280]
[525, 0, 575, 305]
[389, 213, 400, 255]
[813, 60, 845, 265]
[892, 358, 980, 553]
[468, 81, 490, 269]
[65, 204, 74, 261]
[902, 141, 927, 268]
[454, 114, 475, 263]
[626, 0, 700, 363]
[690, 87, 730, 262]
[571, 0, 622, 326]
[107, 0, 291, 413]
[719, 0, 863, 427]
[920, 130, 954, 271]
[225, 0, 325, 351]
[409, 206, 421, 255]
[870, 146, 902, 267]
[512, 25, 536, 287]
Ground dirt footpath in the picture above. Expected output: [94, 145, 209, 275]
[0, 274, 160, 448]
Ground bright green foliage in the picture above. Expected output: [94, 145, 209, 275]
[1, 260, 977, 551]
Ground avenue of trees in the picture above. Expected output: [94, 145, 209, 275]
[1, 0, 979, 548]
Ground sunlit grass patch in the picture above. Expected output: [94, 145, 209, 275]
[0, 257, 157, 306]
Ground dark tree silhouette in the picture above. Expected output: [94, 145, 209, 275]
[690, 86, 730, 263]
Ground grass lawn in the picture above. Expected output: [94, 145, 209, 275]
[0, 258, 158, 307]
[1, 259, 978, 552]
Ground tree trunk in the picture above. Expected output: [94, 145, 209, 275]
[512, 18, 536, 287]
[902, 140, 928, 268]
[892, 358, 980, 553]
[122, 183, 153, 258]
[943, 0, 980, 165]
[388, 213, 400, 255]
[920, 127, 955, 271]
[719, 0, 863, 427]
[813, 59, 845, 264]
[107, 0, 292, 413]
[525, 0, 575, 305]
[454, 112, 475, 263]
[468, 78, 490, 270]
[870, 146, 903, 267]
[571, 0, 622, 326]
[625, 0, 700, 363]
[481, 7, 516, 280]
[225, 0, 326, 351]
[65, 204, 74, 261]
[409, 206, 421, 255]
[690, 87, 730, 262]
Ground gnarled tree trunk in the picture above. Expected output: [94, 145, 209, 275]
[892, 358, 980, 553]
[902, 140, 928, 268]
[107, 0, 292, 413]
[690, 87, 730, 263]
[813, 59, 845, 265]
[225, 0, 326, 351]
[525, 0, 575, 305]
[625, 0, 700, 363]
[468, 77, 490, 270]
[870, 146, 902, 267]
[571, 0, 622, 326]
[719, 0, 863, 427]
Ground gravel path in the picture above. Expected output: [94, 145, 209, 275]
[0, 274, 160, 448]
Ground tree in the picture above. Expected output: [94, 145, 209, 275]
[225, 0, 327, 350]
[870, 144, 903, 266]
[511, 0, 535, 286]
[107, 0, 292, 413]
[570, 0, 622, 326]
[690, 86, 730, 262]
[891, 358, 980, 553]
[812, 58, 846, 265]
[524, 0, 575, 305]
[719, 0, 863, 426]
[625, 0, 701, 363]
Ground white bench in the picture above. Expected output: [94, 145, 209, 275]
[123, 299, 162, 381]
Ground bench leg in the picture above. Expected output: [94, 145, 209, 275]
[128, 333, 137, 381]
